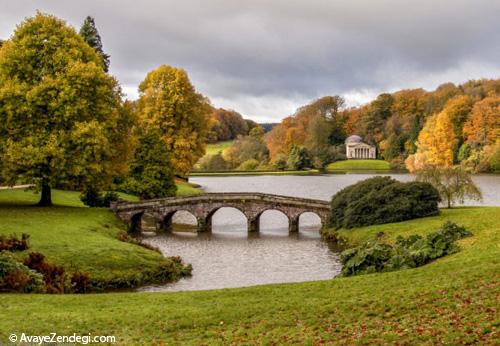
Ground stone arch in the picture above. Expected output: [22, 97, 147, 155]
[251, 208, 291, 233]
[160, 209, 198, 232]
[128, 211, 144, 234]
[297, 211, 323, 232]
[205, 205, 249, 233]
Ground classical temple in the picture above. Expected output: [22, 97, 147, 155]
[345, 135, 376, 159]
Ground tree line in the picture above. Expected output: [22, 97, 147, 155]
[265, 80, 499, 172]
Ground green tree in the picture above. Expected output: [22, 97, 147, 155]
[79, 16, 110, 72]
[137, 65, 210, 176]
[124, 128, 176, 199]
[0, 13, 123, 206]
[361, 93, 394, 143]
[287, 146, 311, 170]
[305, 115, 333, 169]
[416, 166, 482, 208]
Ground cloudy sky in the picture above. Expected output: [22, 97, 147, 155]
[1, 0, 499, 122]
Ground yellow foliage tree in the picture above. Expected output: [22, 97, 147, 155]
[405, 107, 456, 171]
[137, 65, 211, 176]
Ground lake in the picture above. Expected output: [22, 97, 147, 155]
[139, 173, 500, 292]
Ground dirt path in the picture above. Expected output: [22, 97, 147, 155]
[0, 184, 33, 190]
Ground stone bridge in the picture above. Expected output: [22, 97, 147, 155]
[110, 193, 331, 233]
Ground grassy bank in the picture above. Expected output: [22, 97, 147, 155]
[327, 159, 392, 172]
[0, 206, 498, 344]
[0, 188, 191, 289]
[175, 180, 203, 196]
[189, 169, 320, 177]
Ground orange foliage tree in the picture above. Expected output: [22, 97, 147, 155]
[463, 95, 500, 147]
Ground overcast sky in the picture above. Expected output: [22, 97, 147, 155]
[1, 1, 499, 122]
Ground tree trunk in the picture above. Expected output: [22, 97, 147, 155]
[38, 181, 52, 207]
[447, 197, 451, 209]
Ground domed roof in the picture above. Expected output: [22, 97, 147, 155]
[345, 135, 363, 144]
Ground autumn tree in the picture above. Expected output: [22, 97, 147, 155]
[79, 16, 110, 72]
[0, 13, 124, 206]
[463, 95, 500, 147]
[207, 108, 249, 142]
[416, 166, 482, 208]
[405, 100, 458, 171]
[137, 65, 210, 176]
[265, 96, 346, 163]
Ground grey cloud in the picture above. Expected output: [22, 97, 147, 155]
[1, 0, 499, 121]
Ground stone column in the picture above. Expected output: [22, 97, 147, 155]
[289, 216, 299, 233]
[197, 217, 212, 232]
[248, 216, 260, 232]
[156, 217, 172, 233]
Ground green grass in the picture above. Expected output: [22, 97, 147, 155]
[205, 140, 234, 156]
[0, 206, 498, 344]
[327, 159, 391, 172]
[175, 180, 203, 196]
[0, 189, 171, 284]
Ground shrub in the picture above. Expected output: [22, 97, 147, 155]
[23, 252, 67, 293]
[237, 159, 260, 171]
[81, 187, 120, 207]
[329, 176, 395, 229]
[340, 222, 471, 276]
[273, 155, 288, 171]
[329, 177, 440, 229]
[197, 153, 228, 171]
[0, 233, 30, 251]
[0, 252, 45, 293]
[71, 272, 91, 293]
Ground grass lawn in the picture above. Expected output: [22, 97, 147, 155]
[205, 140, 234, 156]
[327, 159, 391, 172]
[0, 189, 171, 284]
[175, 180, 203, 196]
[0, 206, 498, 344]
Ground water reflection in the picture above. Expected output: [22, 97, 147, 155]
[139, 225, 341, 292]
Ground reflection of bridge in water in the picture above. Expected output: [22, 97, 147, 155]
[111, 193, 331, 233]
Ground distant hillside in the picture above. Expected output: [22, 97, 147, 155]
[260, 123, 278, 133]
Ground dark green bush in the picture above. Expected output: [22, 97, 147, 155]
[329, 177, 440, 229]
[0, 252, 45, 293]
[340, 222, 471, 276]
[81, 186, 120, 207]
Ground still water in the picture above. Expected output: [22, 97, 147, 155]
[140, 173, 500, 292]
